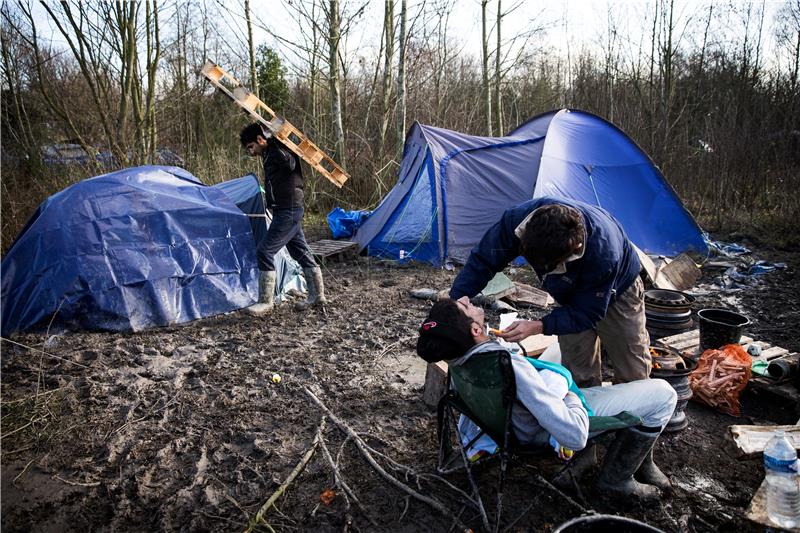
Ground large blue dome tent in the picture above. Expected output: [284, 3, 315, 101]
[1, 166, 303, 335]
[354, 109, 708, 266]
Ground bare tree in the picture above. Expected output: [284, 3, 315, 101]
[245, 0, 258, 98]
[378, 0, 395, 158]
[481, 0, 492, 135]
[395, 0, 407, 158]
[328, 0, 346, 165]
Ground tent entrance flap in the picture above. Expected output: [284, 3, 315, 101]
[367, 156, 441, 264]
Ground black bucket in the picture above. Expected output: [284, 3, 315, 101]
[554, 514, 664, 532]
[697, 308, 750, 351]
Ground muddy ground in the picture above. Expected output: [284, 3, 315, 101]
[2, 237, 799, 532]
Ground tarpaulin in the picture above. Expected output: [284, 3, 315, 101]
[1, 166, 258, 334]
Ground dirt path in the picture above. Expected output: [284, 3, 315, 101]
[2, 246, 799, 532]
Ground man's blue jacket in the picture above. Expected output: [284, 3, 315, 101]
[450, 197, 641, 336]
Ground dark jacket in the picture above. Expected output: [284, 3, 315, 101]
[450, 197, 641, 336]
[262, 140, 304, 209]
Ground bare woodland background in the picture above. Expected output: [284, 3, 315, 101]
[2, 0, 799, 255]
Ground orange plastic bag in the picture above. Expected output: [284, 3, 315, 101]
[688, 344, 752, 416]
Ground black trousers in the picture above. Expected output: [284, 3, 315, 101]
[257, 206, 317, 272]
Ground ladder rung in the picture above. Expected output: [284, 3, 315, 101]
[202, 60, 349, 188]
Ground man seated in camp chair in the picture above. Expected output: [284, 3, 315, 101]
[417, 297, 677, 501]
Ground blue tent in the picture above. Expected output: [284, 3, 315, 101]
[354, 109, 708, 266]
[0, 166, 301, 335]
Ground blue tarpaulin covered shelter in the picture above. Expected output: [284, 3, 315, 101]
[354, 109, 708, 266]
[0, 166, 302, 334]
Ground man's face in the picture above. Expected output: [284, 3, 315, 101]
[245, 136, 268, 157]
[455, 296, 485, 330]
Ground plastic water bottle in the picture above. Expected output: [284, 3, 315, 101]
[764, 430, 800, 528]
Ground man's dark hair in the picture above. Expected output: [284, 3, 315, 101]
[519, 204, 584, 271]
[416, 299, 475, 363]
[240, 123, 266, 146]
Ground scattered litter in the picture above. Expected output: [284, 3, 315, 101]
[271, 374, 282, 384]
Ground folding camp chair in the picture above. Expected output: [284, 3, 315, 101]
[436, 349, 642, 532]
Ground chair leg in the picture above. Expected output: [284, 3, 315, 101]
[446, 407, 491, 532]
[494, 449, 510, 533]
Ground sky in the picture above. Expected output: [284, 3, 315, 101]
[25, 0, 792, 76]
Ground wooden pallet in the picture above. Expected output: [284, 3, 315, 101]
[201, 60, 348, 188]
[658, 329, 800, 403]
[308, 239, 358, 261]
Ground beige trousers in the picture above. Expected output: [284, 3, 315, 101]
[558, 276, 651, 388]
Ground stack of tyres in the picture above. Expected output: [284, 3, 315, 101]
[645, 289, 695, 341]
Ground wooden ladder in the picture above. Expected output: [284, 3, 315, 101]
[201, 60, 348, 188]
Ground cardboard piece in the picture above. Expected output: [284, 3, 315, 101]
[729, 424, 800, 457]
[520, 334, 558, 357]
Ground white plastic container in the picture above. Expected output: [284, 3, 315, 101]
[764, 430, 800, 528]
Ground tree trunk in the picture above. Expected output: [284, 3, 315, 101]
[494, 0, 503, 134]
[328, 0, 346, 166]
[481, 0, 492, 136]
[245, 0, 259, 99]
[396, 0, 407, 159]
[378, 0, 395, 159]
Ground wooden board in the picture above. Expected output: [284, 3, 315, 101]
[657, 328, 754, 356]
[520, 334, 558, 357]
[746, 478, 800, 531]
[423, 361, 448, 409]
[730, 424, 800, 456]
[505, 282, 554, 309]
[635, 246, 678, 290]
[658, 253, 701, 291]
[308, 239, 358, 260]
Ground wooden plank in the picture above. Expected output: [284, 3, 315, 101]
[423, 361, 448, 409]
[658, 253, 701, 291]
[519, 334, 558, 357]
[635, 246, 677, 290]
[308, 239, 358, 258]
[505, 282, 554, 309]
[730, 424, 800, 457]
[659, 329, 755, 354]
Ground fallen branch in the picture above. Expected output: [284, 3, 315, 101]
[54, 475, 100, 487]
[318, 435, 379, 527]
[246, 417, 327, 533]
[303, 387, 465, 529]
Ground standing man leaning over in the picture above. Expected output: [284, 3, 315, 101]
[450, 197, 649, 388]
[240, 123, 327, 315]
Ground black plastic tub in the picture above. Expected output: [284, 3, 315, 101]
[697, 308, 750, 351]
[553, 514, 664, 532]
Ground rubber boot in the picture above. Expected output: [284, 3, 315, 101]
[635, 447, 672, 492]
[246, 271, 276, 316]
[595, 428, 661, 502]
[295, 267, 328, 311]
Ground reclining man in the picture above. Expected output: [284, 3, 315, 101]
[450, 197, 649, 388]
[417, 297, 677, 500]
